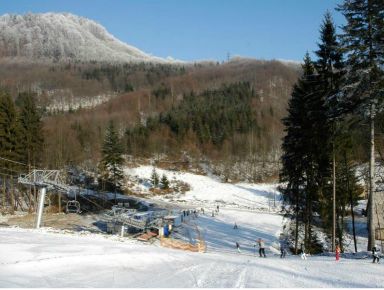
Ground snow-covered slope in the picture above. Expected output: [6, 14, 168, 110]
[0, 227, 382, 287]
[125, 166, 281, 211]
[0, 168, 380, 287]
[0, 13, 175, 63]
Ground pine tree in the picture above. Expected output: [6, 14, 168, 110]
[0, 89, 23, 213]
[337, 0, 384, 250]
[281, 54, 319, 253]
[151, 168, 159, 187]
[99, 121, 124, 200]
[16, 92, 44, 168]
[160, 174, 169, 189]
[314, 11, 346, 252]
[0, 89, 23, 168]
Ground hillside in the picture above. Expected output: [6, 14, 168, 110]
[0, 12, 301, 181]
[39, 60, 300, 181]
[0, 13, 172, 63]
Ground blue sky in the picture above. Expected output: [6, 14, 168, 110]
[0, 0, 344, 62]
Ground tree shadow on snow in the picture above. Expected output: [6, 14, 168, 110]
[196, 215, 280, 255]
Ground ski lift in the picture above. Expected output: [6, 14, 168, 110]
[66, 200, 81, 214]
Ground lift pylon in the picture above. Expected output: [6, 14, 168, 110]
[18, 170, 71, 228]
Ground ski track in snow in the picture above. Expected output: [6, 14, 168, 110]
[1, 226, 383, 287]
[1, 167, 383, 287]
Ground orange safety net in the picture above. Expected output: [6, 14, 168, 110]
[160, 237, 206, 252]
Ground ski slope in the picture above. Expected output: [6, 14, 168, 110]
[0, 167, 382, 287]
[125, 166, 281, 211]
[0, 227, 383, 288]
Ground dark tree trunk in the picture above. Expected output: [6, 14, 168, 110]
[345, 152, 357, 253]
[295, 185, 299, 254]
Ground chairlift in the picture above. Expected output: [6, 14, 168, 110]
[66, 200, 81, 214]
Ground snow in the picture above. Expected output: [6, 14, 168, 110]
[0, 167, 382, 287]
[45, 91, 117, 113]
[0, 13, 182, 64]
[125, 166, 281, 212]
[1, 225, 383, 287]
[197, 208, 284, 255]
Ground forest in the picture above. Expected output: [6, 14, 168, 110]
[0, 57, 298, 217]
[280, 0, 384, 253]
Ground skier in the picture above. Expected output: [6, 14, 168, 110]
[217, 205, 220, 212]
[236, 242, 241, 253]
[372, 246, 380, 264]
[233, 222, 238, 229]
[257, 238, 266, 257]
[300, 243, 307, 260]
[335, 244, 341, 261]
[280, 239, 287, 258]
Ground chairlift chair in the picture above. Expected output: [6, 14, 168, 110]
[66, 200, 81, 214]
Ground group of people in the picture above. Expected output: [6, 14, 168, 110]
[334, 244, 380, 263]
[181, 209, 199, 222]
[235, 234, 381, 263]
[192, 206, 381, 263]
[235, 238, 267, 257]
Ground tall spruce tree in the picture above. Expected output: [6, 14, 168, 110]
[315, 11, 345, 104]
[99, 121, 124, 201]
[314, 11, 345, 251]
[0, 89, 23, 167]
[337, 0, 384, 250]
[281, 54, 319, 253]
[16, 92, 44, 168]
[0, 89, 23, 214]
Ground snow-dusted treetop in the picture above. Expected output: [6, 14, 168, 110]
[0, 12, 178, 63]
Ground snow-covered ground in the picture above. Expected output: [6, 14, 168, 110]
[0, 166, 381, 287]
[0, 226, 383, 288]
[125, 166, 281, 212]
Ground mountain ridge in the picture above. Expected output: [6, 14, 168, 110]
[0, 12, 178, 63]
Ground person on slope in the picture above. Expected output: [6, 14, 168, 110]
[372, 246, 380, 264]
[233, 222, 238, 229]
[280, 239, 287, 258]
[335, 244, 341, 261]
[236, 242, 241, 253]
[300, 243, 307, 260]
[257, 238, 266, 257]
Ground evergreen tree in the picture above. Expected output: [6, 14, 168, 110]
[315, 11, 345, 112]
[16, 92, 44, 168]
[160, 174, 169, 189]
[337, 0, 384, 250]
[151, 168, 159, 187]
[281, 54, 319, 253]
[314, 11, 346, 251]
[0, 89, 23, 168]
[99, 121, 124, 198]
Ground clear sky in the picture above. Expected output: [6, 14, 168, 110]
[0, 0, 345, 62]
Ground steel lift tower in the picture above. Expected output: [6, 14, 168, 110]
[18, 170, 71, 229]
